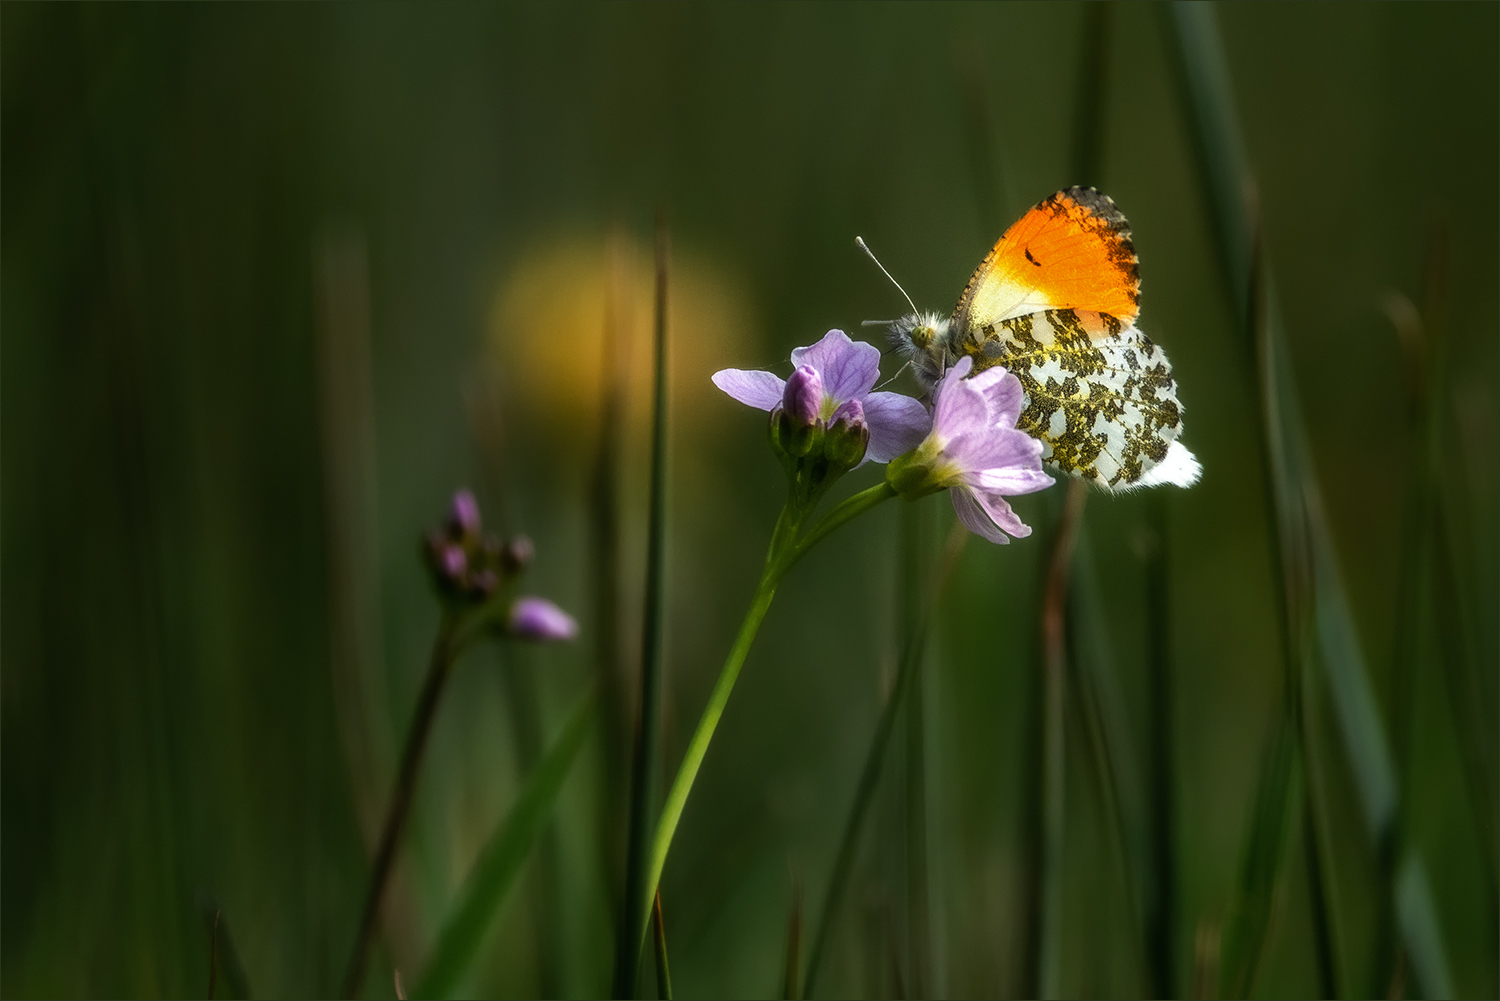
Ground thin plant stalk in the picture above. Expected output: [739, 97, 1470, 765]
[202, 904, 251, 1001]
[593, 228, 631, 920]
[1038, 478, 1086, 999]
[1143, 494, 1177, 999]
[209, 909, 219, 1000]
[616, 214, 672, 999]
[801, 520, 968, 999]
[782, 883, 803, 1000]
[652, 891, 673, 1001]
[1069, 535, 1153, 996]
[343, 613, 458, 999]
[901, 499, 931, 1000]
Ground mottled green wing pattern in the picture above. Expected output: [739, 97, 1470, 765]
[957, 307, 1185, 490]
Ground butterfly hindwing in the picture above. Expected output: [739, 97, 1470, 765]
[957, 308, 1185, 490]
[951, 186, 1140, 333]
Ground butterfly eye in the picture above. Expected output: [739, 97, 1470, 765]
[911, 324, 934, 349]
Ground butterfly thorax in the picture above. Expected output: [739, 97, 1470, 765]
[887, 310, 956, 389]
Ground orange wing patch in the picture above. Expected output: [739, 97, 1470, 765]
[951, 187, 1140, 335]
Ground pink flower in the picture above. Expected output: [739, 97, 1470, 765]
[712, 329, 930, 463]
[886, 356, 1054, 543]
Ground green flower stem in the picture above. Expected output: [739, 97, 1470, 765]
[342, 593, 513, 999]
[630, 479, 897, 962]
[787, 482, 897, 566]
[343, 611, 459, 999]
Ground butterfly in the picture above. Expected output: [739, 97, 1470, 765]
[880, 186, 1200, 492]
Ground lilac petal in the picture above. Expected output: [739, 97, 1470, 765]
[972, 488, 1033, 538]
[712, 368, 785, 410]
[968, 366, 1026, 427]
[931, 369, 990, 448]
[951, 486, 1011, 544]
[971, 464, 1055, 495]
[948, 425, 1045, 480]
[790, 330, 880, 404]
[862, 391, 932, 463]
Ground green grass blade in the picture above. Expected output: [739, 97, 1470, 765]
[901, 499, 932, 999]
[1164, 3, 1451, 994]
[415, 692, 596, 1000]
[1218, 712, 1299, 997]
[1396, 855, 1455, 999]
[615, 214, 672, 999]
[801, 523, 968, 999]
[1071, 526, 1155, 995]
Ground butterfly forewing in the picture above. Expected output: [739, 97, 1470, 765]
[951, 187, 1140, 332]
[957, 308, 1184, 490]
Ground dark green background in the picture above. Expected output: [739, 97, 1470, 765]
[3, 3, 1495, 997]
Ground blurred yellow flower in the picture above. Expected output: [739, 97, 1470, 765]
[486, 231, 756, 457]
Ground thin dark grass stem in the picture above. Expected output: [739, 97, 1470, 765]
[901, 501, 931, 999]
[209, 909, 219, 1000]
[615, 214, 672, 1000]
[1038, 479, 1086, 999]
[593, 229, 630, 928]
[801, 522, 969, 999]
[1069, 566, 1152, 996]
[1069, 3, 1110, 189]
[782, 884, 803, 1000]
[651, 892, 673, 1000]
[343, 613, 458, 999]
[1302, 781, 1338, 999]
[1144, 494, 1177, 999]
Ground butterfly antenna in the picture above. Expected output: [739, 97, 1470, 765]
[875, 358, 914, 391]
[855, 237, 919, 315]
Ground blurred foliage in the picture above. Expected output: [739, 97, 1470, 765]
[2, 3, 1496, 998]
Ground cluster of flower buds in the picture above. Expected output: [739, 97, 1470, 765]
[423, 490, 577, 640]
[424, 490, 532, 599]
[768, 364, 872, 492]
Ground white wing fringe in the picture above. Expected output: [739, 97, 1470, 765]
[1133, 441, 1202, 489]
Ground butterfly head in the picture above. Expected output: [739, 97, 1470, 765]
[887, 310, 952, 390]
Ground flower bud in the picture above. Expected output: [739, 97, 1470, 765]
[508, 596, 579, 642]
[449, 489, 482, 538]
[824, 399, 870, 470]
[439, 543, 467, 580]
[502, 534, 535, 575]
[781, 365, 823, 427]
